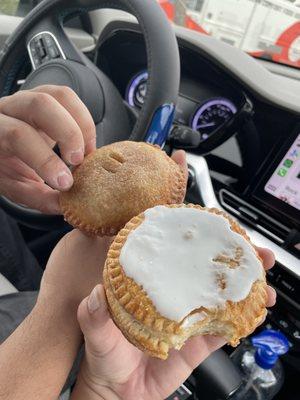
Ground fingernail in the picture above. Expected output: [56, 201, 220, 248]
[88, 286, 102, 314]
[70, 149, 84, 165]
[57, 170, 73, 190]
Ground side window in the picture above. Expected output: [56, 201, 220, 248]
[0, 0, 38, 17]
[0, 1, 87, 30]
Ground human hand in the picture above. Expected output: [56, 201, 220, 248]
[0, 85, 96, 214]
[72, 248, 276, 400]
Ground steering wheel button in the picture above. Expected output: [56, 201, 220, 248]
[38, 46, 46, 58]
[48, 46, 59, 59]
[30, 45, 37, 56]
[33, 35, 42, 44]
[44, 34, 54, 46]
[33, 56, 41, 66]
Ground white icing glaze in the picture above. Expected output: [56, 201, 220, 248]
[120, 206, 263, 322]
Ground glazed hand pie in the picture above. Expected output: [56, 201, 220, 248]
[103, 204, 267, 360]
[60, 141, 185, 236]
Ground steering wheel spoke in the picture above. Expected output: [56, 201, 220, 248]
[26, 17, 84, 70]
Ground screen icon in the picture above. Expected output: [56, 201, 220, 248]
[277, 168, 287, 177]
[289, 149, 299, 159]
[283, 159, 293, 168]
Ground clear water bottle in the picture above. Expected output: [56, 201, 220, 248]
[229, 330, 289, 400]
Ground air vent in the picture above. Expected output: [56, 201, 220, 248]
[219, 189, 291, 244]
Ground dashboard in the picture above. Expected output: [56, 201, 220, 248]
[96, 28, 300, 234]
[96, 30, 249, 144]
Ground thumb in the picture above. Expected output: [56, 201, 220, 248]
[171, 150, 188, 184]
[77, 284, 117, 353]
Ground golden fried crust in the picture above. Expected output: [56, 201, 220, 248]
[103, 204, 268, 360]
[60, 141, 185, 236]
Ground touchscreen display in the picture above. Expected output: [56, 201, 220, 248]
[265, 134, 300, 211]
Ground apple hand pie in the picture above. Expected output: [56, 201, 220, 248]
[60, 141, 186, 236]
[103, 204, 267, 360]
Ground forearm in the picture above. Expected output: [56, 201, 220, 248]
[0, 297, 82, 400]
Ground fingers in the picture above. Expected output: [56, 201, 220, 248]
[257, 286, 276, 326]
[266, 286, 277, 307]
[0, 90, 85, 166]
[77, 285, 119, 354]
[0, 155, 43, 183]
[0, 177, 60, 214]
[255, 247, 276, 306]
[256, 246, 277, 306]
[256, 246, 275, 270]
[171, 150, 188, 203]
[0, 114, 73, 190]
[171, 150, 188, 183]
[31, 85, 96, 154]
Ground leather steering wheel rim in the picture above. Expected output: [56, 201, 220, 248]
[0, 0, 180, 230]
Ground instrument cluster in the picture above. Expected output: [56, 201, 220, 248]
[125, 70, 238, 142]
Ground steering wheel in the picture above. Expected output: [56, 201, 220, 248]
[0, 0, 180, 230]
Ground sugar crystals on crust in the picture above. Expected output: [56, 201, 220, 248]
[60, 141, 186, 236]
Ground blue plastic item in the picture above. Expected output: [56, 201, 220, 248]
[251, 330, 289, 370]
[230, 329, 290, 399]
[145, 104, 175, 147]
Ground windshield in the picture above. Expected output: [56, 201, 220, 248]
[159, 0, 300, 69]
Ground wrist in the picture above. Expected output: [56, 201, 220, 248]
[71, 372, 116, 400]
[32, 293, 83, 348]
[38, 277, 85, 313]
[70, 355, 121, 400]
[36, 276, 84, 323]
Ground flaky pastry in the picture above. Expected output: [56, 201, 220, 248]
[103, 204, 267, 360]
[60, 141, 185, 236]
